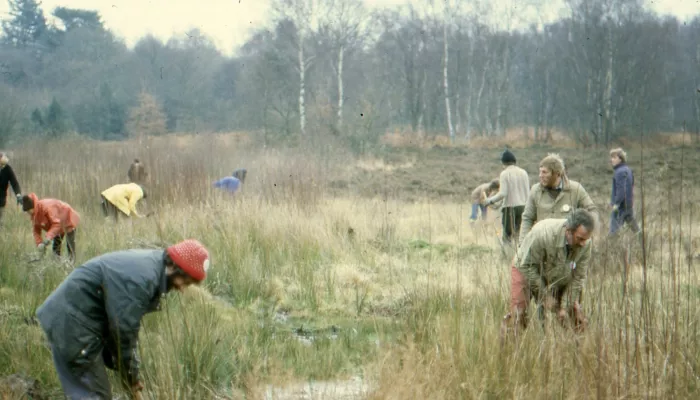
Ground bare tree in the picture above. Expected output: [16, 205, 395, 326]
[319, 0, 368, 133]
[272, 0, 326, 136]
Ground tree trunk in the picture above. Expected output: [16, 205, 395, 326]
[298, 30, 307, 136]
[337, 45, 344, 131]
[443, 13, 454, 142]
[603, 27, 614, 145]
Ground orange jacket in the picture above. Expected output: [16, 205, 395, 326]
[27, 193, 80, 245]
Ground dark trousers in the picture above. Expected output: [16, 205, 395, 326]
[101, 195, 120, 222]
[502, 205, 525, 244]
[610, 209, 640, 235]
[51, 345, 112, 400]
[53, 230, 76, 262]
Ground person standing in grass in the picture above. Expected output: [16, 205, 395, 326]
[519, 153, 597, 238]
[470, 179, 500, 221]
[609, 148, 640, 235]
[101, 183, 147, 221]
[127, 158, 148, 184]
[36, 239, 211, 400]
[21, 193, 80, 263]
[0, 152, 22, 226]
[485, 149, 530, 245]
[501, 209, 595, 338]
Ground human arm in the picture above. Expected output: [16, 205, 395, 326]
[519, 187, 537, 238]
[44, 206, 65, 241]
[562, 244, 591, 311]
[128, 193, 144, 218]
[6, 165, 21, 197]
[612, 169, 630, 207]
[486, 173, 507, 205]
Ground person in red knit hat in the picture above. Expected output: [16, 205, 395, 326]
[35, 239, 210, 400]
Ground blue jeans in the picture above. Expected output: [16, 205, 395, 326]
[610, 209, 640, 235]
[470, 203, 488, 220]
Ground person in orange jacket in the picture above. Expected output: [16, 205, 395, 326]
[21, 193, 80, 263]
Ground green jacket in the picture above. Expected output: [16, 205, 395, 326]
[36, 249, 168, 385]
[519, 179, 596, 238]
[515, 218, 591, 309]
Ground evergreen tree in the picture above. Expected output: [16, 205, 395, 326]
[1, 0, 47, 48]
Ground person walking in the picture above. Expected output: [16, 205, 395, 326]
[520, 153, 597, 238]
[609, 148, 640, 235]
[501, 209, 596, 337]
[21, 193, 80, 263]
[485, 149, 530, 245]
[36, 239, 211, 400]
[101, 183, 147, 221]
[470, 179, 500, 222]
[0, 151, 22, 226]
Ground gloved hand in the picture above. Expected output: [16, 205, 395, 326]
[612, 204, 619, 212]
[16, 194, 22, 205]
[37, 239, 50, 252]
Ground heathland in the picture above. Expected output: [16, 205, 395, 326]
[1, 132, 699, 399]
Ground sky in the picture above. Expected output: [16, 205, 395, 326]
[1, 0, 699, 56]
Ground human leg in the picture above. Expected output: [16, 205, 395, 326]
[480, 204, 488, 220]
[52, 234, 64, 257]
[50, 346, 112, 400]
[66, 230, 76, 263]
[470, 203, 479, 221]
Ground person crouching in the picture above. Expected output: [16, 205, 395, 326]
[36, 239, 210, 400]
[501, 208, 596, 339]
[22, 193, 80, 263]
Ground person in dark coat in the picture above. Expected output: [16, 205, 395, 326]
[0, 152, 22, 226]
[36, 239, 211, 400]
[609, 148, 640, 235]
[127, 159, 148, 184]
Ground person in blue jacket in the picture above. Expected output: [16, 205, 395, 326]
[609, 148, 640, 235]
[213, 168, 247, 194]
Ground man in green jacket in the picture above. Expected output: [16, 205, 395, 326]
[519, 153, 597, 239]
[503, 209, 596, 336]
[36, 239, 210, 400]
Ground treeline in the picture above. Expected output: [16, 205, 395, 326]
[1, 0, 698, 148]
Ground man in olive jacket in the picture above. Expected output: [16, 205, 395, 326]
[520, 153, 597, 239]
[36, 239, 210, 400]
[502, 209, 596, 337]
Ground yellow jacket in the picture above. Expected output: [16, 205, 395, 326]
[101, 183, 144, 217]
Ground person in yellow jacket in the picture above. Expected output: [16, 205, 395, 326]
[100, 183, 147, 221]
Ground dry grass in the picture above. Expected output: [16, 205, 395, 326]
[1, 132, 700, 399]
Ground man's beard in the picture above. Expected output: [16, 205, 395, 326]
[166, 275, 177, 292]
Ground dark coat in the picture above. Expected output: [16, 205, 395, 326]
[0, 164, 21, 207]
[611, 163, 634, 212]
[36, 249, 168, 384]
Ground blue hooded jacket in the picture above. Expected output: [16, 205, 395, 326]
[611, 163, 634, 212]
[213, 176, 241, 193]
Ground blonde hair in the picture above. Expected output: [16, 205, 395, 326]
[609, 148, 627, 163]
[0, 152, 8, 165]
[539, 153, 566, 177]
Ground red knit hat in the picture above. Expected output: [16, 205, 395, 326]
[166, 239, 210, 281]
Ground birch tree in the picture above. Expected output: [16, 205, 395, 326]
[272, 0, 325, 136]
[319, 0, 368, 133]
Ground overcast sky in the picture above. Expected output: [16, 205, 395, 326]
[1, 0, 699, 56]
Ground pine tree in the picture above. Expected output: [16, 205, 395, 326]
[45, 98, 67, 137]
[1, 0, 47, 48]
[126, 91, 167, 142]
